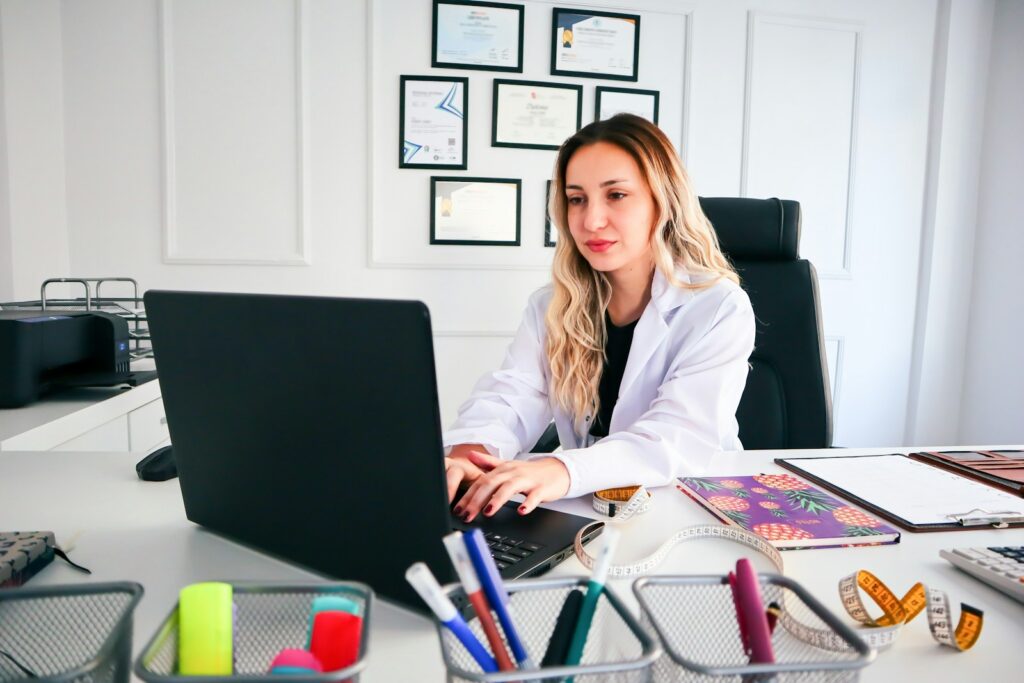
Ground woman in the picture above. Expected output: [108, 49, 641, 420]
[445, 113, 755, 523]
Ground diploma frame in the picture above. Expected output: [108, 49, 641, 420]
[550, 7, 641, 82]
[430, 176, 522, 246]
[544, 180, 557, 247]
[399, 75, 469, 170]
[491, 79, 583, 150]
[431, 0, 525, 73]
[594, 86, 659, 125]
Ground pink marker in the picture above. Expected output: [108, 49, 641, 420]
[728, 558, 775, 664]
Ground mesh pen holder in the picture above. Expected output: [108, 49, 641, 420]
[633, 574, 875, 683]
[0, 581, 144, 683]
[134, 581, 373, 683]
[438, 576, 661, 683]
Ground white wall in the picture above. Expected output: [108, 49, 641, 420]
[959, 0, 1024, 443]
[2, 0, 1015, 445]
[0, 0, 71, 302]
[904, 0, 995, 444]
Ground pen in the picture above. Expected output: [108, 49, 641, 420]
[443, 532, 515, 671]
[405, 562, 498, 673]
[464, 529, 535, 669]
[564, 525, 621, 668]
[728, 558, 775, 664]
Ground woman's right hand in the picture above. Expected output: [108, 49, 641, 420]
[445, 444, 489, 502]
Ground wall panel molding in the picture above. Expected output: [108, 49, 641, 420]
[741, 12, 862, 279]
[159, 0, 311, 265]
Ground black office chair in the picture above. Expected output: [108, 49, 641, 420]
[532, 196, 832, 452]
[701, 196, 832, 449]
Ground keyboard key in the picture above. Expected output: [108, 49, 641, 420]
[496, 554, 520, 565]
[521, 542, 542, 551]
[510, 548, 532, 558]
[503, 538, 522, 547]
[495, 561, 509, 570]
[489, 534, 506, 543]
[494, 544, 513, 553]
[953, 548, 986, 560]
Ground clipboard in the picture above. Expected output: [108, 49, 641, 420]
[775, 454, 1024, 532]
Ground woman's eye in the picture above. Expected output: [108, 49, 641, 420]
[567, 196, 584, 206]
[609, 191, 626, 200]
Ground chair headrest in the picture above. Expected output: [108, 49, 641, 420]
[698, 197, 801, 261]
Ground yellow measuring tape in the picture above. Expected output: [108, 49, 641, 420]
[839, 569, 983, 651]
[577, 487, 984, 652]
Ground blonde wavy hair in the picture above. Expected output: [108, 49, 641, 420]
[545, 113, 739, 430]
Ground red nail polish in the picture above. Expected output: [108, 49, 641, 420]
[518, 505, 526, 514]
[453, 505, 463, 515]
[484, 504, 494, 515]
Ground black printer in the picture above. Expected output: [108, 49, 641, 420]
[0, 310, 154, 408]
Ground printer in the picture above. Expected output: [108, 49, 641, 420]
[0, 310, 150, 408]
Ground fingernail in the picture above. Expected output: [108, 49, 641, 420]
[484, 505, 494, 515]
[453, 505, 463, 515]
[462, 512, 471, 522]
[518, 505, 526, 514]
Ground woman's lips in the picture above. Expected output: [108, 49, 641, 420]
[585, 240, 615, 253]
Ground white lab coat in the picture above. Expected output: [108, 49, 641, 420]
[442, 267, 755, 498]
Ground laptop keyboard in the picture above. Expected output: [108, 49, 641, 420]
[485, 533, 542, 571]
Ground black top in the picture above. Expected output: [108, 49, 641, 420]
[590, 312, 639, 438]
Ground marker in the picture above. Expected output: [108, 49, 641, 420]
[766, 601, 781, 634]
[564, 525, 621, 668]
[405, 562, 498, 673]
[463, 529, 535, 669]
[443, 532, 515, 671]
[728, 558, 775, 664]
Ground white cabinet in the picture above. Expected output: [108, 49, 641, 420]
[0, 377, 167, 453]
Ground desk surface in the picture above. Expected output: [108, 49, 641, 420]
[0, 359, 159, 450]
[2, 446, 1022, 682]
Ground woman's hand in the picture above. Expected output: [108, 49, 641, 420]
[452, 451, 570, 522]
[444, 444, 489, 501]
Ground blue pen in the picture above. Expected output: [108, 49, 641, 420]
[464, 529, 535, 669]
[406, 562, 498, 673]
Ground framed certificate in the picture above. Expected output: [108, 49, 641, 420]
[492, 79, 582, 150]
[432, 0, 524, 73]
[400, 76, 468, 169]
[551, 7, 640, 81]
[595, 86, 659, 124]
[430, 177, 521, 246]
[544, 180, 558, 247]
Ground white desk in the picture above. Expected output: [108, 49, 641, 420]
[0, 360, 166, 452]
[2, 447, 1022, 682]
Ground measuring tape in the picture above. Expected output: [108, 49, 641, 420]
[575, 488, 984, 652]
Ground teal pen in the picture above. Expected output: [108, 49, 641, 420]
[563, 526, 621, 670]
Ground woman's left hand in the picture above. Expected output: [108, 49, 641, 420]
[452, 451, 570, 522]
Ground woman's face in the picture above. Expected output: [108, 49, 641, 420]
[564, 141, 656, 278]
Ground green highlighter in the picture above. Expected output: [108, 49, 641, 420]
[178, 582, 234, 676]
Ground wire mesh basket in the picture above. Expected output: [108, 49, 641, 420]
[0, 581, 143, 683]
[438, 576, 661, 682]
[134, 581, 373, 683]
[633, 574, 875, 683]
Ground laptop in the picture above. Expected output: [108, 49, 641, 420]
[144, 290, 601, 609]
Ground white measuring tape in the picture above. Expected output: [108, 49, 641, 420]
[577, 485, 984, 652]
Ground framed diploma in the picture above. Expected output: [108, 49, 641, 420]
[432, 0, 524, 73]
[551, 7, 640, 82]
[595, 86, 659, 124]
[492, 79, 582, 150]
[544, 180, 557, 247]
[400, 76, 469, 169]
[430, 176, 521, 246]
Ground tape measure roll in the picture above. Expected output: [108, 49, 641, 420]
[592, 485, 651, 519]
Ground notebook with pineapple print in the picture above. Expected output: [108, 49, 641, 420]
[676, 474, 900, 549]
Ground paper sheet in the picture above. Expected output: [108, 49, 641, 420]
[784, 455, 1024, 525]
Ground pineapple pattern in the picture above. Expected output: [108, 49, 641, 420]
[832, 506, 883, 536]
[677, 474, 897, 547]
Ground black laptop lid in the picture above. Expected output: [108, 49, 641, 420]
[145, 290, 456, 607]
